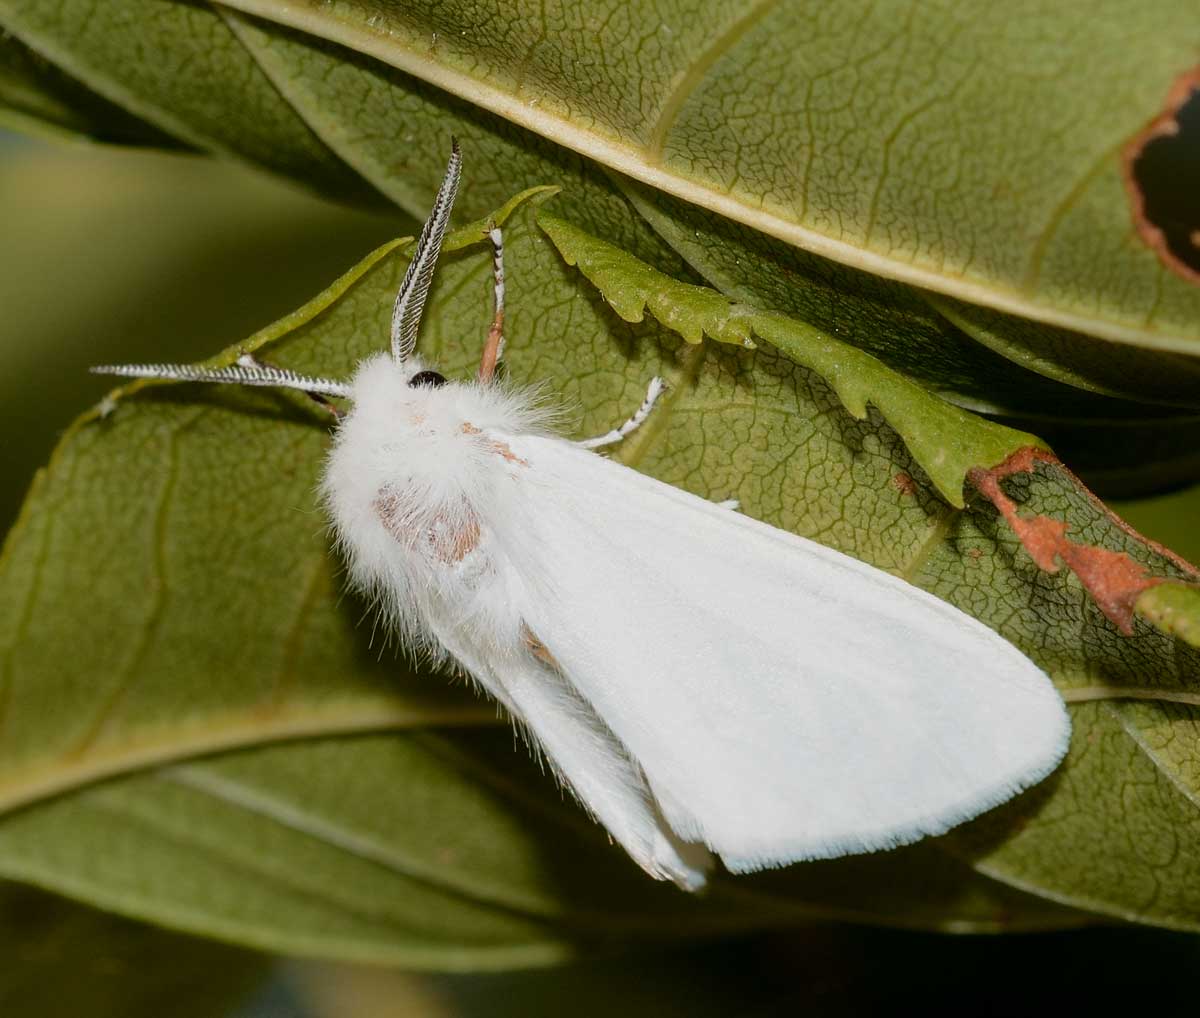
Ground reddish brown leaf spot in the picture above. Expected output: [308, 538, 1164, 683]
[983, 445, 1057, 480]
[892, 471, 917, 497]
[1121, 65, 1200, 285]
[967, 448, 1190, 635]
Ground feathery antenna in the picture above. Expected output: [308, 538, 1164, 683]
[391, 139, 463, 362]
[90, 359, 352, 399]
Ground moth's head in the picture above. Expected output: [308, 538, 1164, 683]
[348, 352, 456, 417]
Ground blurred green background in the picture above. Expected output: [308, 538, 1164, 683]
[3, 128, 1200, 1016]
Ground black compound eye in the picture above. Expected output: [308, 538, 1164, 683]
[408, 370, 447, 389]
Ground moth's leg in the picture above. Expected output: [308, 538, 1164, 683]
[714, 498, 740, 511]
[477, 225, 506, 382]
[237, 354, 341, 421]
[578, 376, 666, 449]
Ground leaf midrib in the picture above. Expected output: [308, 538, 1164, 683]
[0, 702, 498, 816]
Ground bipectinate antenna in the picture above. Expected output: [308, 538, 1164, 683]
[391, 139, 462, 363]
[91, 357, 352, 400]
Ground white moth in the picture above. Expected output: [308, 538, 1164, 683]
[95, 142, 1070, 891]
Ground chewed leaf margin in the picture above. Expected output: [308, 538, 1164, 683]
[539, 212, 1040, 508]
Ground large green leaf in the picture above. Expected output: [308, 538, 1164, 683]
[212, 7, 1151, 421]
[0, 0, 380, 204]
[0, 30, 174, 144]
[210, 0, 1200, 351]
[2, 188, 1198, 957]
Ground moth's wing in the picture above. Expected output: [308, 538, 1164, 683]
[498, 435, 1070, 874]
[429, 624, 713, 889]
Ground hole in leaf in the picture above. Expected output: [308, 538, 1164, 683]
[1122, 67, 1200, 284]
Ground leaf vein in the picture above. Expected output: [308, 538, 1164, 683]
[645, 0, 779, 165]
[67, 410, 204, 757]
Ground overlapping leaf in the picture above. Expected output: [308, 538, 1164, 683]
[223, 0, 1200, 348]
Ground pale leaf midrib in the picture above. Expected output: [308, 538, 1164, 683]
[1060, 686, 1200, 707]
[0, 793, 572, 968]
[163, 763, 755, 935]
[0, 702, 499, 815]
[219, 0, 1196, 354]
[163, 763, 559, 918]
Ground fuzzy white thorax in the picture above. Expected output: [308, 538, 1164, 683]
[320, 353, 555, 657]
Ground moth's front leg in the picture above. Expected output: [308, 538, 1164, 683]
[578, 376, 666, 449]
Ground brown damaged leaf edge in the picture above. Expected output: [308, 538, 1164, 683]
[968, 448, 1200, 635]
[1121, 65, 1200, 285]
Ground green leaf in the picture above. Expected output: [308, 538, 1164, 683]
[0, 738, 592, 969]
[0, 30, 174, 144]
[211, 0, 1200, 351]
[926, 296, 1200, 410]
[0, 0, 381, 204]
